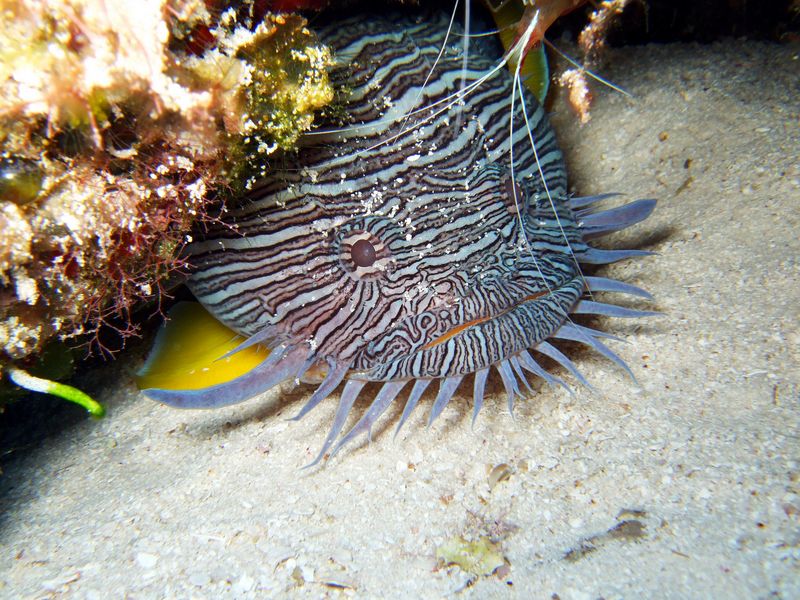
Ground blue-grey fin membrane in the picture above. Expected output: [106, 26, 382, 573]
[144, 344, 307, 409]
[584, 276, 654, 300]
[553, 324, 637, 382]
[395, 379, 432, 437]
[428, 376, 465, 426]
[535, 340, 592, 389]
[516, 350, 569, 392]
[215, 327, 278, 361]
[577, 247, 656, 265]
[568, 192, 621, 210]
[509, 356, 534, 394]
[290, 362, 350, 421]
[307, 379, 367, 467]
[573, 300, 660, 319]
[472, 368, 489, 426]
[578, 199, 657, 239]
[330, 380, 408, 457]
[496, 360, 521, 414]
[566, 322, 625, 342]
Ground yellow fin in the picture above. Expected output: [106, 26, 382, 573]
[485, 0, 551, 103]
[136, 302, 269, 391]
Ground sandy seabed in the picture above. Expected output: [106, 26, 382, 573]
[1, 41, 798, 599]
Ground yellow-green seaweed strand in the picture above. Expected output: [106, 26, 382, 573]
[7, 368, 106, 418]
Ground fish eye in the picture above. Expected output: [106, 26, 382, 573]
[351, 239, 377, 267]
[337, 216, 399, 281]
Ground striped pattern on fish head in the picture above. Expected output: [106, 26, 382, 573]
[144, 12, 657, 464]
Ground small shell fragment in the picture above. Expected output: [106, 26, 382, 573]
[488, 463, 513, 490]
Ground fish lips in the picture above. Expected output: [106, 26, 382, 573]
[350, 276, 585, 381]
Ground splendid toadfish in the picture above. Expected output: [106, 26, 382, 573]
[139, 11, 657, 464]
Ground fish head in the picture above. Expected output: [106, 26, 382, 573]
[187, 151, 581, 383]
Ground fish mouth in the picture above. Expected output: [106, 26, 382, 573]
[353, 278, 586, 382]
[420, 290, 551, 351]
